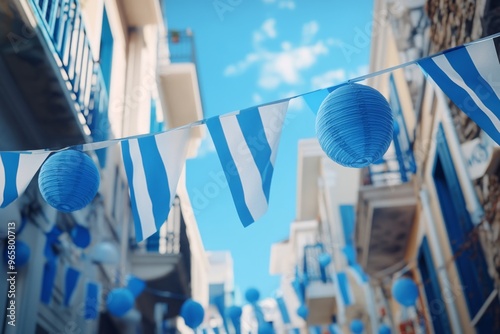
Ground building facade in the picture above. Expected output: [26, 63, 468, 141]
[354, 0, 500, 333]
[0, 0, 207, 333]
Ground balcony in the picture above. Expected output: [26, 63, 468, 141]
[129, 198, 192, 326]
[0, 0, 109, 155]
[157, 29, 203, 141]
[120, 0, 163, 27]
[302, 244, 337, 326]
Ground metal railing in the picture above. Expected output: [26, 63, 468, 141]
[29, 0, 109, 146]
[166, 29, 196, 63]
[303, 243, 332, 283]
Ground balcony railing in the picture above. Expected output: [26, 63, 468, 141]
[303, 243, 332, 283]
[28, 0, 109, 150]
[166, 29, 196, 63]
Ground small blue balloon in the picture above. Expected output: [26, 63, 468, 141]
[378, 324, 391, 334]
[3, 240, 30, 268]
[245, 288, 260, 303]
[350, 319, 364, 334]
[126, 275, 146, 298]
[180, 299, 205, 329]
[226, 305, 242, 319]
[258, 322, 274, 334]
[392, 277, 419, 307]
[71, 224, 91, 249]
[106, 288, 134, 317]
[296, 304, 309, 320]
[39, 150, 100, 212]
[318, 253, 332, 267]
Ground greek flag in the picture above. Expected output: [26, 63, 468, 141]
[418, 36, 500, 144]
[121, 128, 191, 241]
[0, 151, 49, 208]
[206, 101, 289, 226]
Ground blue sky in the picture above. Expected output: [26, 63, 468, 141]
[165, 0, 374, 300]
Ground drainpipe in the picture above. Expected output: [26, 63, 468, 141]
[420, 188, 463, 333]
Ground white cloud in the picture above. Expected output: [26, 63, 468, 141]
[311, 69, 346, 90]
[253, 93, 263, 104]
[302, 21, 319, 44]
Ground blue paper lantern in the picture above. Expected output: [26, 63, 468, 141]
[316, 83, 393, 168]
[126, 275, 146, 298]
[350, 319, 364, 334]
[378, 324, 391, 334]
[3, 240, 30, 268]
[392, 277, 419, 307]
[39, 150, 100, 212]
[70, 224, 91, 249]
[319, 252, 332, 267]
[106, 288, 134, 317]
[180, 299, 205, 329]
[296, 304, 309, 320]
[245, 288, 260, 304]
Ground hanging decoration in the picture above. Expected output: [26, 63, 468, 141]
[106, 288, 134, 317]
[226, 305, 242, 334]
[245, 288, 261, 304]
[70, 224, 91, 249]
[0, 34, 499, 242]
[257, 322, 274, 334]
[180, 299, 205, 329]
[38, 150, 100, 212]
[90, 241, 120, 264]
[315, 83, 393, 168]
[64, 266, 81, 306]
[378, 324, 391, 334]
[84, 281, 101, 320]
[296, 304, 309, 320]
[40, 260, 57, 304]
[392, 277, 419, 307]
[350, 319, 364, 334]
[318, 252, 332, 267]
[126, 274, 146, 298]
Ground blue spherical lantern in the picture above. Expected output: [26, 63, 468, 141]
[126, 275, 146, 298]
[319, 253, 332, 267]
[180, 299, 205, 329]
[106, 288, 134, 317]
[350, 319, 364, 334]
[392, 277, 419, 307]
[39, 150, 100, 212]
[316, 83, 393, 168]
[378, 324, 391, 334]
[296, 304, 309, 320]
[3, 240, 30, 268]
[70, 224, 91, 249]
[245, 288, 260, 304]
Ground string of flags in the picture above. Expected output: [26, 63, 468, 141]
[0, 33, 499, 243]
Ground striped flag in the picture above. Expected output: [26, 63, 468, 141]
[417, 36, 500, 144]
[0, 151, 49, 208]
[84, 281, 101, 320]
[121, 128, 191, 241]
[64, 266, 81, 306]
[337, 272, 354, 306]
[206, 101, 289, 226]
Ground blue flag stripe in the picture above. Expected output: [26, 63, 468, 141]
[418, 54, 500, 144]
[2, 153, 19, 207]
[137, 136, 171, 230]
[446, 47, 500, 131]
[64, 267, 80, 306]
[85, 282, 99, 320]
[337, 272, 352, 305]
[41, 260, 57, 304]
[276, 297, 291, 324]
[207, 116, 254, 226]
[237, 107, 274, 202]
[121, 140, 144, 241]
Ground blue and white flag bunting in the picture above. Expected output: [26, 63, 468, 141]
[418, 36, 500, 144]
[207, 101, 289, 227]
[84, 281, 101, 320]
[337, 271, 354, 306]
[0, 151, 49, 208]
[40, 260, 57, 305]
[64, 266, 81, 306]
[121, 128, 191, 241]
[276, 296, 291, 324]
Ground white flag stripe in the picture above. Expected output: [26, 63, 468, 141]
[17, 152, 50, 195]
[466, 40, 500, 100]
[220, 116, 268, 221]
[433, 55, 500, 132]
[155, 129, 190, 202]
[128, 140, 156, 239]
[258, 101, 288, 166]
